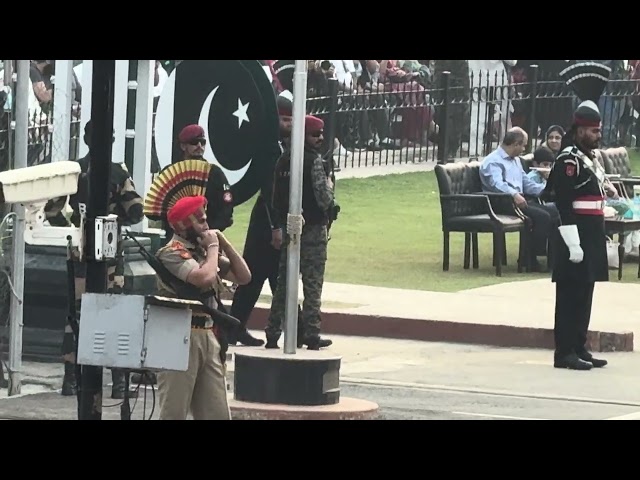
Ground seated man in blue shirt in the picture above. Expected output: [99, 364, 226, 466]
[480, 127, 560, 271]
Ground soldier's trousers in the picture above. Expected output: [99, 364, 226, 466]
[554, 281, 595, 358]
[230, 198, 302, 329]
[157, 327, 230, 420]
[265, 223, 328, 339]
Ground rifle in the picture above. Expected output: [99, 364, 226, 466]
[322, 149, 340, 239]
[124, 233, 241, 334]
[65, 237, 83, 415]
[65, 238, 80, 341]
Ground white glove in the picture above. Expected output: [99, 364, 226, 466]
[558, 225, 584, 263]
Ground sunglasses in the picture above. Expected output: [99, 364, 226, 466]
[188, 138, 206, 146]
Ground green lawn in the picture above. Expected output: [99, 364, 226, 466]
[223, 148, 640, 293]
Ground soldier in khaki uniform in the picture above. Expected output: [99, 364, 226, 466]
[155, 195, 251, 420]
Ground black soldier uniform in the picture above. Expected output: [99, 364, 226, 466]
[548, 62, 612, 371]
[45, 120, 144, 397]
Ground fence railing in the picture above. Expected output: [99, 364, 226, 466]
[2, 64, 639, 174]
[308, 66, 640, 169]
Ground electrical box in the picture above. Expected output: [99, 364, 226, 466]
[77, 293, 197, 372]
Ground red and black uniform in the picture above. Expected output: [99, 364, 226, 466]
[551, 144, 608, 365]
[549, 61, 612, 370]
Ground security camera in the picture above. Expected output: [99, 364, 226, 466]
[0, 161, 80, 206]
[0, 161, 84, 253]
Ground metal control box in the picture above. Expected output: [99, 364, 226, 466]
[77, 293, 195, 372]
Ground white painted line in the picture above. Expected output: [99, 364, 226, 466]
[604, 411, 640, 420]
[451, 411, 547, 421]
[0, 385, 52, 400]
[341, 376, 640, 407]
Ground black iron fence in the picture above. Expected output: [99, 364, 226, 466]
[308, 66, 640, 169]
[2, 64, 639, 174]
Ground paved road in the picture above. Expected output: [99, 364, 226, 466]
[2, 334, 640, 420]
[339, 381, 640, 420]
[1, 380, 637, 420]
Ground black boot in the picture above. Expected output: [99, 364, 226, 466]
[265, 335, 279, 349]
[577, 351, 607, 368]
[111, 369, 125, 399]
[61, 362, 77, 396]
[236, 328, 265, 347]
[302, 336, 333, 351]
[554, 353, 592, 370]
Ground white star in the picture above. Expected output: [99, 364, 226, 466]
[233, 99, 250, 128]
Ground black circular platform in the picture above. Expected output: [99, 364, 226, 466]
[233, 349, 342, 406]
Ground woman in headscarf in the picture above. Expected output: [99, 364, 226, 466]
[541, 125, 565, 157]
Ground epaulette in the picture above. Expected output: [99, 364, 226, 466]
[556, 146, 579, 164]
[169, 240, 186, 251]
[557, 145, 579, 158]
[170, 240, 193, 259]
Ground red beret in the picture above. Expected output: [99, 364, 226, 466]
[178, 124, 205, 143]
[305, 115, 324, 134]
[167, 195, 207, 230]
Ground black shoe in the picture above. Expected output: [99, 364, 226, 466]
[61, 362, 77, 396]
[236, 329, 265, 347]
[302, 336, 333, 351]
[578, 352, 607, 368]
[554, 353, 592, 370]
[265, 335, 279, 349]
[111, 369, 126, 399]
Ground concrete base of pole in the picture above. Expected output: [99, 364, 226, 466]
[234, 349, 341, 406]
[232, 348, 379, 419]
[229, 396, 380, 420]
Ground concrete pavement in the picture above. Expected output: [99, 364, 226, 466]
[239, 278, 637, 352]
[2, 334, 640, 420]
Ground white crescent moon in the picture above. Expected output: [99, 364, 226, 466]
[198, 85, 252, 186]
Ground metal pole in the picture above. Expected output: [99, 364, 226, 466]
[112, 60, 129, 164]
[78, 60, 115, 420]
[7, 60, 29, 396]
[52, 60, 73, 162]
[283, 60, 308, 355]
[79, 60, 93, 158]
[130, 60, 154, 233]
[3, 60, 13, 88]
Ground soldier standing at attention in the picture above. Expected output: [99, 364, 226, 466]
[229, 92, 301, 346]
[548, 62, 611, 371]
[155, 195, 250, 420]
[45, 119, 144, 399]
[266, 115, 333, 350]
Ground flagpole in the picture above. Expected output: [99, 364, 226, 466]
[283, 60, 307, 355]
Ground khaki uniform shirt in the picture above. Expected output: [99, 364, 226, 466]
[155, 234, 229, 320]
